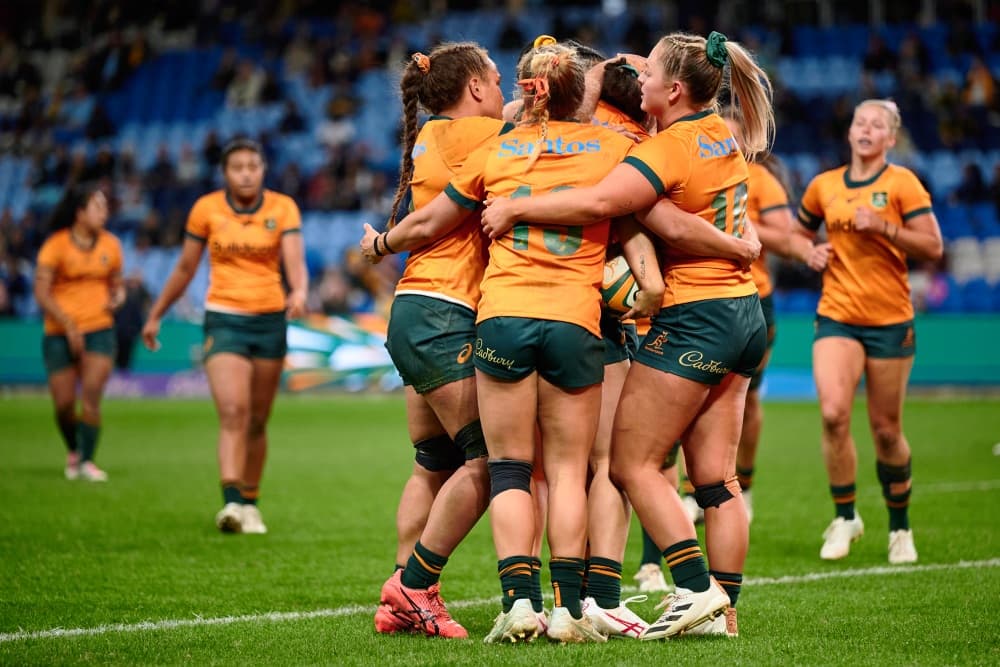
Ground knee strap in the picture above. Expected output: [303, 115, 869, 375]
[454, 419, 488, 460]
[414, 434, 464, 472]
[488, 459, 533, 500]
[876, 459, 911, 496]
[693, 477, 742, 509]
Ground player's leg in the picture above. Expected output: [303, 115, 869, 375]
[45, 343, 80, 480]
[76, 333, 115, 482]
[238, 357, 283, 534]
[204, 352, 253, 532]
[813, 330, 867, 560]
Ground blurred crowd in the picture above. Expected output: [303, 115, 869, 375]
[1, 0, 999, 326]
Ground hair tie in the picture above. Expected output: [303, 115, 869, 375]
[533, 34, 557, 48]
[412, 52, 430, 74]
[705, 31, 728, 69]
[618, 63, 639, 78]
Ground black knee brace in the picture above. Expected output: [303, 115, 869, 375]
[454, 419, 488, 460]
[693, 478, 741, 509]
[876, 459, 912, 494]
[488, 459, 533, 500]
[414, 434, 464, 472]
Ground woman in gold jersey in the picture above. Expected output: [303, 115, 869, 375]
[35, 185, 124, 482]
[142, 139, 307, 535]
[793, 100, 943, 565]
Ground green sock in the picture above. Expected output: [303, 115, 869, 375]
[76, 421, 99, 463]
[529, 557, 543, 613]
[402, 540, 448, 589]
[710, 569, 742, 607]
[222, 482, 242, 505]
[640, 527, 661, 566]
[550, 557, 586, 618]
[239, 485, 259, 506]
[498, 556, 534, 613]
[831, 483, 856, 520]
[57, 413, 77, 453]
[877, 460, 912, 531]
[586, 557, 622, 609]
[663, 539, 709, 592]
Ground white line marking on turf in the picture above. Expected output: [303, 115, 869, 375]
[2, 558, 998, 644]
[918, 479, 1000, 494]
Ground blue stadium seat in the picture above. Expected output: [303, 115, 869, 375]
[961, 278, 994, 312]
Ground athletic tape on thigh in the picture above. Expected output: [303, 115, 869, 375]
[413, 434, 463, 472]
[693, 477, 742, 509]
[488, 459, 533, 500]
[454, 419, 488, 460]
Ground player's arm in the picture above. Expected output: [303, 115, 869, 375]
[360, 190, 471, 263]
[616, 215, 664, 320]
[792, 195, 832, 271]
[754, 204, 796, 257]
[107, 271, 125, 312]
[34, 264, 83, 357]
[281, 229, 308, 319]
[482, 161, 658, 237]
[636, 198, 761, 269]
[854, 207, 943, 262]
[142, 237, 205, 350]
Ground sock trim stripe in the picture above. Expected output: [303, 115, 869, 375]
[885, 499, 910, 508]
[665, 551, 703, 567]
[413, 552, 443, 575]
[498, 564, 532, 577]
[833, 494, 856, 503]
[664, 545, 701, 561]
[587, 567, 622, 579]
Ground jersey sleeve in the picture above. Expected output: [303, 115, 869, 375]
[622, 132, 687, 197]
[36, 236, 60, 270]
[797, 176, 825, 231]
[185, 196, 212, 242]
[445, 140, 493, 210]
[754, 167, 790, 215]
[895, 168, 933, 222]
[281, 196, 302, 235]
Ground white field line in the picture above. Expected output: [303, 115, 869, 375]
[2, 558, 998, 644]
[915, 479, 1000, 494]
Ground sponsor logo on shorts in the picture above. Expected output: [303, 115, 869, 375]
[203, 335, 214, 353]
[457, 342, 473, 364]
[474, 338, 515, 370]
[644, 331, 669, 356]
[678, 351, 730, 375]
[901, 327, 915, 348]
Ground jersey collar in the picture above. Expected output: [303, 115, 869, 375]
[225, 190, 264, 215]
[843, 163, 889, 189]
[674, 108, 713, 124]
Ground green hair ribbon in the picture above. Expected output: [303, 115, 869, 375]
[706, 31, 729, 69]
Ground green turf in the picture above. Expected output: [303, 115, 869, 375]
[1, 395, 998, 665]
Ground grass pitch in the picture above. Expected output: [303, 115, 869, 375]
[1, 395, 998, 665]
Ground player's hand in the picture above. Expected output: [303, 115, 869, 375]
[622, 289, 662, 320]
[359, 223, 383, 264]
[65, 323, 84, 359]
[141, 318, 161, 352]
[853, 206, 882, 234]
[736, 237, 762, 269]
[107, 285, 126, 312]
[481, 196, 517, 239]
[807, 242, 833, 272]
[608, 123, 642, 142]
[286, 289, 307, 320]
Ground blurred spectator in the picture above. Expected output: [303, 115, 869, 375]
[953, 163, 989, 203]
[113, 271, 151, 369]
[226, 60, 265, 107]
[278, 163, 307, 203]
[85, 103, 115, 139]
[116, 173, 151, 223]
[175, 144, 202, 185]
[317, 97, 357, 148]
[202, 130, 223, 168]
[283, 23, 314, 78]
[961, 56, 996, 109]
[279, 100, 305, 134]
[897, 32, 931, 80]
[862, 35, 897, 73]
[210, 47, 238, 90]
[146, 145, 176, 191]
[990, 164, 1000, 217]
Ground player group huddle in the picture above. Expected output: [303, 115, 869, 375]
[357, 24, 941, 645]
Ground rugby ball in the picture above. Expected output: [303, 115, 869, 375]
[602, 255, 640, 313]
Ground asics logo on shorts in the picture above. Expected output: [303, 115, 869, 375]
[456, 343, 473, 364]
[203, 335, 214, 352]
[678, 351, 730, 375]
[901, 327, 914, 348]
